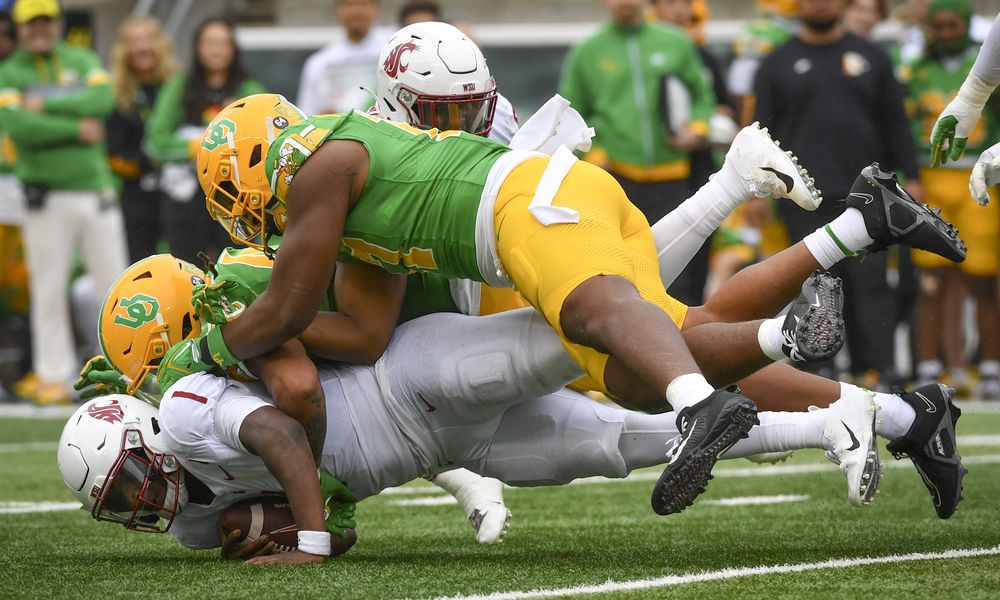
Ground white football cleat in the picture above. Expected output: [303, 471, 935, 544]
[430, 469, 510, 544]
[724, 122, 822, 210]
[469, 501, 512, 545]
[819, 389, 882, 507]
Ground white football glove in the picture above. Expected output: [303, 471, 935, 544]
[970, 141, 1000, 206]
[930, 73, 994, 166]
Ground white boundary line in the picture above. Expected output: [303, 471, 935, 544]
[0, 441, 57, 454]
[425, 546, 1000, 600]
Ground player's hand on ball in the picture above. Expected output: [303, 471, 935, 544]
[219, 528, 277, 560]
[970, 141, 1000, 206]
[245, 549, 326, 565]
[74, 355, 128, 399]
[192, 278, 259, 325]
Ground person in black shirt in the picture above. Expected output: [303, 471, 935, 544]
[753, 0, 921, 388]
[108, 16, 177, 262]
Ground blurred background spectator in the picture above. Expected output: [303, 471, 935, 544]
[845, 0, 888, 37]
[904, 0, 1000, 397]
[559, 0, 714, 305]
[0, 0, 127, 405]
[145, 17, 265, 265]
[296, 0, 390, 114]
[753, 0, 920, 389]
[108, 15, 176, 263]
[399, 0, 442, 26]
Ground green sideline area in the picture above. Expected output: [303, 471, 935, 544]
[2, 412, 1000, 599]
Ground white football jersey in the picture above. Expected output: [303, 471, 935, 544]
[159, 367, 419, 548]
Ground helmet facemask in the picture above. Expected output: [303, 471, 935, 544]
[90, 426, 185, 533]
[396, 84, 498, 136]
[204, 144, 281, 255]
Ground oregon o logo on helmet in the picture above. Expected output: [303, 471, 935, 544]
[114, 294, 160, 329]
[202, 118, 237, 151]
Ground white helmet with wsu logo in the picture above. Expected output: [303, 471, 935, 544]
[57, 395, 186, 532]
[375, 21, 497, 136]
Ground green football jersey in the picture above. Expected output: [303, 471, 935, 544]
[213, 246, 460, 324]
[906, 46, 999, 164]
[265, 111, 511, 282]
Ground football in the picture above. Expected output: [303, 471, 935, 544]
[218, 495, 358, 556]
[218, 496, 300, 551]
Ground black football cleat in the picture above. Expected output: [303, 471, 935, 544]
[781, 271, 845, 362]
[886, 383, 966, 519]
[652, 390, 758, 515]
[844, 163, 967, 263]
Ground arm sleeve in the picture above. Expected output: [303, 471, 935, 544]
[972, 14, 1000, 85]
[41, 51, 115, 118]
[296, 55, 322, 116]
[144, 76, 193, 162]
[675, 37, 714, 127]
[880, 53, 919, 179]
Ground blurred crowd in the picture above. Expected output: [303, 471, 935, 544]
[0, 0, 997, 404]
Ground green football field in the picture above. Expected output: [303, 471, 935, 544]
[3, 408, 1000, 599]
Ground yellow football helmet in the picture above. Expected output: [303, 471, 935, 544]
[197, 93, 306, 251]
[99, 255, 206, 396]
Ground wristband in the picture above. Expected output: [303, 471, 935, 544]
[297, 530, 331, 556]
[205, 325, 240, 368]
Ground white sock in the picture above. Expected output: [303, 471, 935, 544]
[722, 410, 827, 457]
[916, 360, 944, 382]
[980, 360, 1000, 379]
[803, 208, 875, 269]
[430, 469, 504, 517]
[651, 164, 750, 289]
[757, 317, 786, 362]
[666, 373, 716, 412]
[873, 392, 916, 440]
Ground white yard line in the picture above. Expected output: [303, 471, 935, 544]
[424, 545, 1000, 600]
[0, 441, 57, 454]
[0, 501, 80, 514]
[381, 453, 1000, 497]
[0, 404, 76, 418]
[702, 494, 809, 507]
[390, 496, 460, 507]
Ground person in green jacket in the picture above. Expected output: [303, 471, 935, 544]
[558, 0, 714, 305]
[145, 17, 266, 265]
[0, 0, 127, 405]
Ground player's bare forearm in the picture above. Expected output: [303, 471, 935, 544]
[221, 141, 365, 361]
[299, 262, 406, 363]
[238, 406, 326, 533]
[247, 340, 326, 465]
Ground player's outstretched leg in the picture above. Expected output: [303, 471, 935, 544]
[779, 271, 845, 362]
[651, 389, 758, 515]
[844, 163, 967, 262]
[725, 122, 822, 210]
[884, 384, 966, 519]
[818, 387, 881, 507]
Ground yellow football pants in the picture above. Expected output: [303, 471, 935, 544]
[913, 167, 999, 276]
[492, 157, 689, 396]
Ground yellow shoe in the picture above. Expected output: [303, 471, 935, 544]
[33, 382, 71, 406]
[13, 372, 40, 399]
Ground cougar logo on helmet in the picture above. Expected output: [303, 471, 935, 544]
[113, 294, 160, 329]
[86, 398, 125, 424]
[383, 41, 419, 78]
